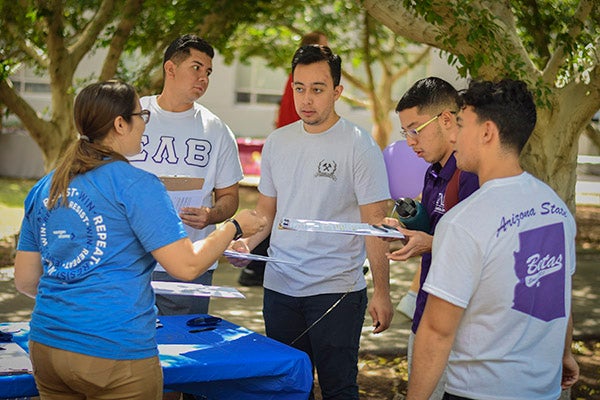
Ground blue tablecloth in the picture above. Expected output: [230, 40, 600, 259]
[0, 315, 313, 400]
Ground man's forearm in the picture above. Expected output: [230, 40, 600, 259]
[361, 200, 391, 293]
[208, 192, 239, 225]
[408, 295, 464, 400]
[407, 324, 454, 400]
[366, 235, 391, 294]
[564, 312, 574, 358]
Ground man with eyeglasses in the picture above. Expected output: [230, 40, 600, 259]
[384, 77, 479, 400]
[407, 79, 578, 400]
[130, 35, 242, 319]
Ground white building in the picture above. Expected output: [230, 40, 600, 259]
[0, 46, 473, 180]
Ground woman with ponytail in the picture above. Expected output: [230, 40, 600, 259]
[14, 81, 265, 400]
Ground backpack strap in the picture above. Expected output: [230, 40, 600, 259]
[444, 168, 461, 211]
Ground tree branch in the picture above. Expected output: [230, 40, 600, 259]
[361, 0, 441, 47]
[584, 123, 600, 152]
[0, 79, 52, 143]
[341, 71, 369, 92]
[5, 23, 48, 67]
[542, 0, 594, 83]
[519, 0, 551, 62]
[362, 0, 539, 79]
[363, 11, 377, 98]
[100, 0, 144, 80]
[68, 0, 116, 64]
[391, 46, 431, 81]
[340, 92, 370, 109]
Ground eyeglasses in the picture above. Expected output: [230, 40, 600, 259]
[130, 109, 151, 124]
[399, 112, 442, 139]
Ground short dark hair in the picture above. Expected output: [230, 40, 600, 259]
[460, 79, 536, 153]
[291, 45, 342, 87]
[396, 77, 460, 114]
[163, 34, 214, 66]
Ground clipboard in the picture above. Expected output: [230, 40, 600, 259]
[278, 218, 405, 239]
[160, 176, 204, 191]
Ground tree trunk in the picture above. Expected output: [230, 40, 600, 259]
[371, 114, 392, 150]
[521, 88, 593, 212]
[521, 116, 579, 212]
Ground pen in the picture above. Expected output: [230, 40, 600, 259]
[189, 327, 216, 333]
[371, 224, 388, 232]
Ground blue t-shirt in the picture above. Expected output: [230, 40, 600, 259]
[411, 154, 479, 334]
[18, 161, 187, 359]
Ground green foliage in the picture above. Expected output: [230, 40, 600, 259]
[112, 0, 287, 91]
[222, 0, 416, 74]
[511, 0, 600, 88]
[397, 0, 599, 109]
[0, 178, 36, 208]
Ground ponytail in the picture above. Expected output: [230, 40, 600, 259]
[47, 81, 136, 209]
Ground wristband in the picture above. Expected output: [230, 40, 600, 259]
[226, 218, 243, 240]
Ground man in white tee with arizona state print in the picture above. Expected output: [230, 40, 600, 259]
[130, 34, 242, 316]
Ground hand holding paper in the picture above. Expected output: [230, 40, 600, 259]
[180, 206, 211, 230]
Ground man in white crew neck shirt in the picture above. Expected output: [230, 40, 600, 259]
[130, 34, 242, 316]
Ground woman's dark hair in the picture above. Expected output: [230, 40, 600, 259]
[47, 80, 136, 208]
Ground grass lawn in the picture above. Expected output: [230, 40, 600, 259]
[0, 177, 36, 208]
[0, 177, 36, 239]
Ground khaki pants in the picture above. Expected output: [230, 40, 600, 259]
[29, 341, 162, 400]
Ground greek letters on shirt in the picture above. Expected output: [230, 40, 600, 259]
[39, 188, 106, 282]
[130, 135, 213, 168]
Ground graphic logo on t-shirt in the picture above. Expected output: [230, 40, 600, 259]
[315, 159, 337, 181]
[39, 188, 106, 282]
[433, 193, 445, 214]
[512, 222, 566, 322]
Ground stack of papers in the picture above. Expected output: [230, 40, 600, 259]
[151, 281, 245, 299]
[279, 218, 405, 239]
[0, 342, 32, 376]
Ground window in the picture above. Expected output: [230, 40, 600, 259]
[235, 58, 287, 105]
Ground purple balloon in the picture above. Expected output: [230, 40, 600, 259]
[382, 140, 430, 199]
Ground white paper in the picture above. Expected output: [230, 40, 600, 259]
[0, 342, 32, 375]
[167, 189, 203, 211]
[151, 281, 245, 299]
[223, 250, 299, 265]
[279, 218, 405, 239]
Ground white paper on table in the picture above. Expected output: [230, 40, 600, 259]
[0, 342, 32, 375]
[223, 250, 299, 265]
[151, 281, 245, 299]
[278, 218, 405, 239]
[166, 189, 203, 211]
